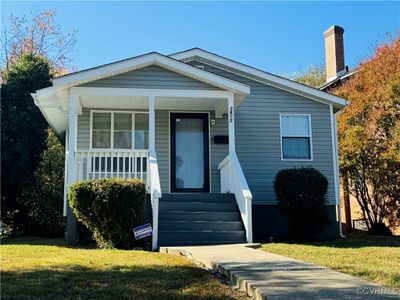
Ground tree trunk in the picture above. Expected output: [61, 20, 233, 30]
[343, 174, 352, 233]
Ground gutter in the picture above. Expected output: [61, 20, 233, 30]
[30, 92, 64, 139]
[31, 92, 64, 111]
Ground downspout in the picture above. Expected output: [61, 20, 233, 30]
[333, 107, 346, 238]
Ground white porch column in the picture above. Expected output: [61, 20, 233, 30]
[149, 95, 156, 151]
[67, 95, 78, 185]
[148, 95, 159, 250]
[66, 94, 78, 245]
[63, 130, 69, 217]
[228, 94, 235, 154]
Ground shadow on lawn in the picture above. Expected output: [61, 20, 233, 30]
[1, 237, 66, 246]
[2, 264, 239, 300]
[282, 234, 400, 249]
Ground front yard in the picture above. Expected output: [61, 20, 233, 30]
[262, 234, 400, 289]
[1, 238, 246, 300]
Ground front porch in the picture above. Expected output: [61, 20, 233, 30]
[65, 86, 253, 249]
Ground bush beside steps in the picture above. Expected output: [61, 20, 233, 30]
[68, 178, 146, 249]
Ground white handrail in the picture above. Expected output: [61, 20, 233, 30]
[148, 149, 161, 250]
[218, 153, 253, 243]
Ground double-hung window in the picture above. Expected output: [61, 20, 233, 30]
[280, 114, 312, 160]
[91, 111, 149, 149]
[92, 113, 112, 148]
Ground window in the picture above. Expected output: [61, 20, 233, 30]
[134, 113, 149, 149]
[280, 114, 312, 160]
[91, 111, 149, 149]
[114, 113, 132, 149]
[92, 113, 111, 148]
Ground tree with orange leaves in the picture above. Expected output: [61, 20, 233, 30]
[0, 9, 76, 76]
[334, 37, 400, 234]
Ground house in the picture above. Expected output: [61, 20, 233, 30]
[320, 26, 399, 236]
[31, 47, 347, 250]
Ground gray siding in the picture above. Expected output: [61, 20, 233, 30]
[80, 65, 221, 90]
[188, 60, 336, 205]
[76, 61, 336, 205]
[77, 108, 228, 193]
[77, 110, 90, 149]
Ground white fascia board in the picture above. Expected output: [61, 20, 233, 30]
[33, 96, 64, 136]
[35, 86, 57, 99]
[31, 86, 67, 136]
[170, 48, 347, 108]
[33, 87, 64, 110]
[52, 52, 250, 95]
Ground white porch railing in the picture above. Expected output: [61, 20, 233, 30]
[76, 150, 149, 187]
[148, 149, 162, 250]
[218, 153, 253, 243]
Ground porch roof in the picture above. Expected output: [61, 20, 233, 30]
[31, 52, 251, 136]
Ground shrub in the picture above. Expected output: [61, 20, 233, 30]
[68, 178, 146, 249]
[369, 223, 393, 236]
[274, 167, 330, 241]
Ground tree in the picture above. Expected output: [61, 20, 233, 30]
[1, 54, 52, 235]
[1, 9, 75, 236]
[0, 9, 76, 75]
[292, 64, 326, 88]
[335, 37, 400, 234]
[19, 129, 65, 237]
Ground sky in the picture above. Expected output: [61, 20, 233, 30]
[1, 1, 399, 76]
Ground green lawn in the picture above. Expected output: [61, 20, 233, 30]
[1, 238, 246, 300]
[262, 234, 400, 289]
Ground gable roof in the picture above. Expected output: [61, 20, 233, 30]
[170, 48, 347, 110]
[32, 51, 252, 136]
[52, 51, 250, 95]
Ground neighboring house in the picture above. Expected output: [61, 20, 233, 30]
[32, 47, 346, 249]
[320, 26, 399, 236]
[320, 25, 357, 92]
[319, 25, 358, 234]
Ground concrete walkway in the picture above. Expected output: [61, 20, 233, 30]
[160, 244, 399, 300]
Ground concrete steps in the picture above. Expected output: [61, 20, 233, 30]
[158, 193, 246, 246]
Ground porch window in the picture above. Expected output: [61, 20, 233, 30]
[114, 113, 132, 149]
[134, 113, 149, 149]
[91, 111, 149, 149]
[92, 113, 111, 148]
[280, 114, 312, 160]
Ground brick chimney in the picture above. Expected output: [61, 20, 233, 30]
[324, 25, 345, 82]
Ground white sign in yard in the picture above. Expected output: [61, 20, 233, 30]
[133, 223, 152, 240]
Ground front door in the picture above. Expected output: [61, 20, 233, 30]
[170, 113, 210, 193]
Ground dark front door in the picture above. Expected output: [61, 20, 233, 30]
[170, 113, 210, 193]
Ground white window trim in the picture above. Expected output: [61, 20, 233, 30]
[90, 110, 149, 150]
[279, 113, 313, 161]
